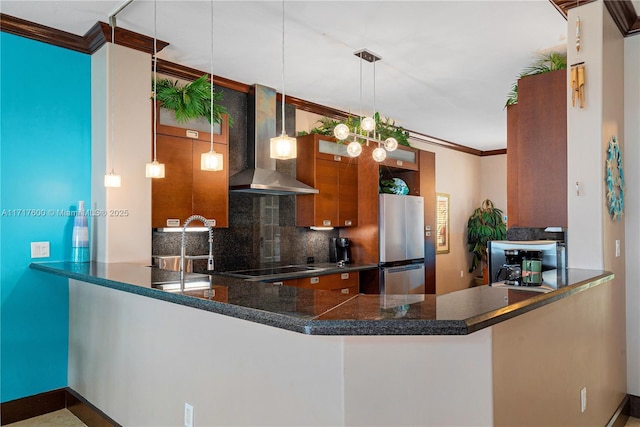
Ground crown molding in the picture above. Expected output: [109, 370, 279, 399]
[0, 13, 169, 55]
[550, 0, 639, 37]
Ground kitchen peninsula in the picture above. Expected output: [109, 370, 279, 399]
[30, 261, 623, 426]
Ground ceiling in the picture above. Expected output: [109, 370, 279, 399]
[1, 1, 578, 151]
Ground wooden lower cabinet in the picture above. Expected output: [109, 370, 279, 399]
[272, 271, 360, 295]
[297, 271, 359, 294]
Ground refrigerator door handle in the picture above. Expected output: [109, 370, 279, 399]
[387, 264, 423, 274]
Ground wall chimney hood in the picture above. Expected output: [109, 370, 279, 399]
[229, 85, 318, 195]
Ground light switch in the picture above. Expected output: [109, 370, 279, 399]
[31, 241, 50, 258]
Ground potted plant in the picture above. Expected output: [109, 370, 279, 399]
[297, 112, 410, 147]
[467, 199, 506, 284]
[154, 74, 233, 126]
[504, 52, 567, 108]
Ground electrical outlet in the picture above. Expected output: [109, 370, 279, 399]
[580, 387, 587, 413]
[460, 270, 464, 278]
[615, 240, 621, 257]
[184, 402, 194, 427]
[30, 241, 50, 258]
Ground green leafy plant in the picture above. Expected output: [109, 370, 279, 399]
[154, 75, 233, 126]
[298, 112, 410, 147]
[505, 52, 567, 108]
[467, 199, 506, 273]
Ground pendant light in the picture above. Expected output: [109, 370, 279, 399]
[200, 0, 223, 171]
[104, 21, 122, 188]
[333, 49, 399, 162]
[269, 0, 297, 160]
[146, 0, 165, 178]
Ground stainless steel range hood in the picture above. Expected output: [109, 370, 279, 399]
[229, 84, 318, 195]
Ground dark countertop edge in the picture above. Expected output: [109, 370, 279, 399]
[303, 319, 469, 336]
[30, 263, 615, 336]
[464, 271, 615, 333]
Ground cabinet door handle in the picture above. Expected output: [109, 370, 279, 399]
[341, 288, 350, 294]
[310, 277, 320, 284]
[396, 160, 403, 166]
[322, 220, 332, 226]
[341, 273, 350, 280]
[344, 220, 352, 226]
[334, 155, 342, 162]
[272, 281, 283, 286]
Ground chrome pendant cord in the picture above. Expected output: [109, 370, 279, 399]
[209, 0, 214, 152]
[152, 0, 158, 163]
[280, 0, 286, 136]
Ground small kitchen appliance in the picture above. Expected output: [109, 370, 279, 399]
[495, 249, 522, 285]
[329, 237, 352, 264]
[488, 240, 566, 288]
[520, 250, 543, 285]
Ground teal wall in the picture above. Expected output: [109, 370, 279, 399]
[0, 33, 91, 402]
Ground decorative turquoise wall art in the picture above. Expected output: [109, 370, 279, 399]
[605, 135, 625, 221]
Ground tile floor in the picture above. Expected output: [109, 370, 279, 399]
[628, 416, 640, 426]
[4, 409, 86, 427]
[4, 410, 640, 426]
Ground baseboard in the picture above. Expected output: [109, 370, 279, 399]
[65, 388, 120, 427]
[607, 394, 631, 427]
[0, 388, 66, 425]
[0, 388, 119, 426]
[630, 394, 640, 418]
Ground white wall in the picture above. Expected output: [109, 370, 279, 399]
[566, 2, 606, 269]
[91, 43, 151, 265]
[625, 33, 640, 396]
[69, 280, 346, 426]
[69, 280, 494, 426]
[480, 154, 507, 218]
[343, 331, 493, 426]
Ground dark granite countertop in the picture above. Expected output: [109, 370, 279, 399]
[30, 261, 613, 336]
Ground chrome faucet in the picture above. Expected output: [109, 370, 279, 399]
[180, 214, 215, 291]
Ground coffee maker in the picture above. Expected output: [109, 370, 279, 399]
[329, 237, 352, 264]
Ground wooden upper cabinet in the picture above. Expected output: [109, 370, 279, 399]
[151, 113, 229, 228]
[152, 134, 193, 227]
[192, 140, 229, 228]
[338, 160, 358, 226]
[296, 134, 358, 228]
[507, 70, 567, 228]
[380, 145, 419, 171]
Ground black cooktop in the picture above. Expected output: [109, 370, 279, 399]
[227, 265, 318, 277]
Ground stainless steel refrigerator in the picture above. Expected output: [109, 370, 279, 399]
[379, 194, 425, 294]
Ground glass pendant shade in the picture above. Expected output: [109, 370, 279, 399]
[145, 160, 165, 178]
[361, 116, 375, 132]
[104, 170, 122, 188]
[201, 149, 224, 171]
[270, 133, 297, 160]
[346, 140, 363, 157]
[384, 137, 398, 152]
[372, 146, 387, 162]
[334, 123, 350, 140]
